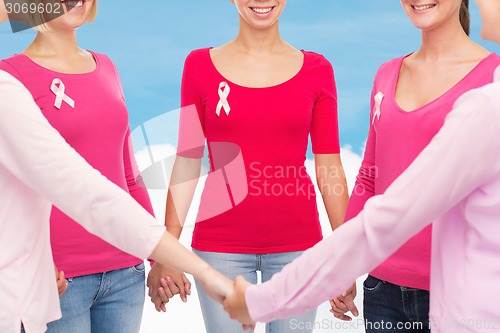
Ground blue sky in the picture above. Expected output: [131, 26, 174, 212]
[1, 1, 499, 155]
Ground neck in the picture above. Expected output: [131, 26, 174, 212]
[232, 19, 285, 54]
[417, 20, 471, 61]
[28, 29, 79, 57]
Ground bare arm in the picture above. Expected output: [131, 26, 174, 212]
[147, 156, 202, 310]
[314, 153, 349, 231]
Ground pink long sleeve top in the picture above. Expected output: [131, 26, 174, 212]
[345, 53, 500, 290]
[178, 48, 340, 254]
[0, 52, 154, 277]
[0, 71, 164, 333]
[246, 67, 500, 332]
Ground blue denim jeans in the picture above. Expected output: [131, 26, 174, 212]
[363, 275, 430, 333]
[46, 262, 146, 333]
[194, 250, 317, 333]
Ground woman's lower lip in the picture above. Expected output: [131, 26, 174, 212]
[411, 4, 436, 12]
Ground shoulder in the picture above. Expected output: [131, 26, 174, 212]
[184, 47, 211, 66]
[303, 50, 333, 70]
[476, 53, 500, 79]
[1, 54, 26, 68]
[89, 51, 116, 70]
[0, 54, 28, 81]
[302, 51, 335, 81]
[485, 52, 500, 66]
[375, 55, 406, 78]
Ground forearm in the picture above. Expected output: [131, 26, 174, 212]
[318, 176, 348, 230]
[164, 156, 201, 238]
[315, 154, 349, 230]
[149, 232, 212, 281]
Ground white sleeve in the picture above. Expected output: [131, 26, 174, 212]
[0, 71, 165, 259]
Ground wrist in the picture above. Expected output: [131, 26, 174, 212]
[165, 225, 182, 239]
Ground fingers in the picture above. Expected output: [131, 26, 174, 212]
[182, 274, 192, 296]
[149, 272, 192, 312]
[339, 284, 359, 317]
[330, 298, 351, 321]
[330, 285, 359, 321]
[339, 294, 359, 318]
[161, 277, 178, 297]
[160, 274, 191, 302]
[151, 287, 168, 312]
[242, 323, 256, 331]
[56, 270, 68, 296]
[169, 276, 187, 302]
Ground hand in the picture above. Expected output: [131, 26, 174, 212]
[54, 265, 68, 296]
[224, 276, 256, 330]
[147, 263, 191, 312]
[330, 283, 359, 321]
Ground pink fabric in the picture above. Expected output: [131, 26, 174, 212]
[0, 71, 164, 333]
[345, 53, 500, 290]
[0, 52, 155, 278]
[246, 67, 500, 333]
[178, 48, 340, 254]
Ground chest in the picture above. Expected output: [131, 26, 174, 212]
[200, 80, 317, 140]
[394, 62, 482, 112]
[23, 73, 129, 144]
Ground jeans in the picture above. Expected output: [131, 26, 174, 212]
[363, 275, 430, 333]
[194, 249, 317, 333]
[46, 262, 146, 333]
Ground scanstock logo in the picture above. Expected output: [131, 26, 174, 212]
[5, 0, 78, 33]
[132, 105, 248, 225]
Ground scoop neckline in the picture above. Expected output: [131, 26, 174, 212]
[206, 47, 306, 90]
[391, 52, 496, 114]
[18, 50, 101, 77]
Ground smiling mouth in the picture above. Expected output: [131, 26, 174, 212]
[60, 0, 86, 8]
[251, 7, 274, 14]
[412, 4, 436, 11]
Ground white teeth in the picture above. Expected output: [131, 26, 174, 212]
[62, 0, 84, 8]
[252, 7, 273, 14]
[413, 4, 435, 10]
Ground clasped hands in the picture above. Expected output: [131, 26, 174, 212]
[147, 264, 358, 330]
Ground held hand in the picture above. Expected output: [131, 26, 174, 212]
[147, 263, 191, 312]
[330, 283, 359, 321]
[223, 276, 256, 330]
[54, 265, 68, 296]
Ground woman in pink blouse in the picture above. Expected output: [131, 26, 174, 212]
[223, 1, 500, 332]
[0, 2, 231, 333]
[1, 1, 162, 332]
[146, 0, 350, 332]
[338, 0, 499, 331]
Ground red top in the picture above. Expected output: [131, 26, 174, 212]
[0, 52, 155, 277]
[178, 48, 340, 253]
[345, 53, 500, 290]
